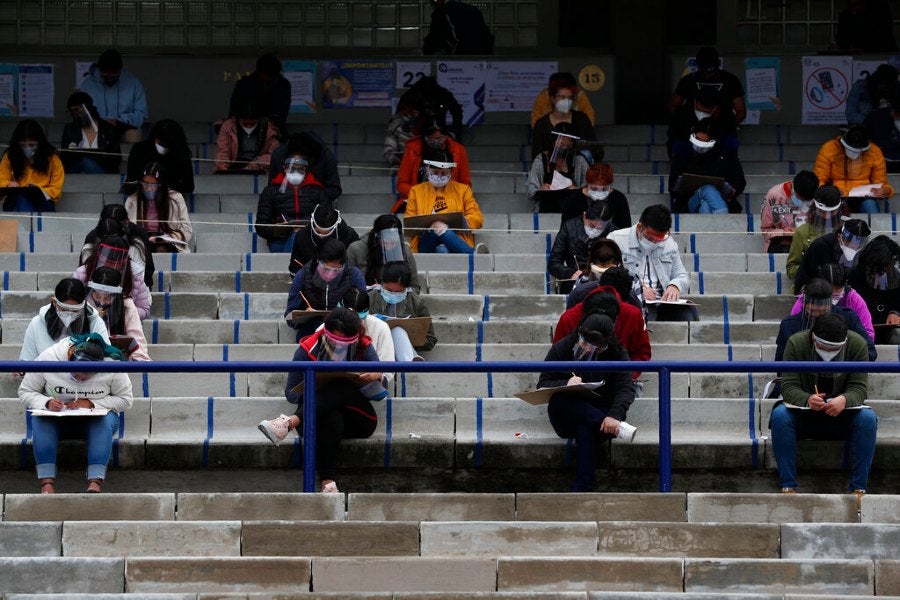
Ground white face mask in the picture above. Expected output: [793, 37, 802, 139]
[845, 148, 862, 160]
[428, 172, 451, 188]
[639, 237, 658, 253]
[815, 346, 841, 361]
[285, 172, 305, 186]
[554, 98, 573, 114]
[155, 143, 169, 156]
[240, 124, 257, 135]
[57, 311, 80, 327]
[584, 225, 602, 239]
[841, 245, 859, 262]
[587, 188, 610, 201]
[694, 109, 712, 121]
[832, 290, 844, 305]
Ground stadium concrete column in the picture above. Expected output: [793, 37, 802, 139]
[611, 0, 668, 124]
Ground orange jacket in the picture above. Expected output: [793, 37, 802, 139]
[814, 137, 894, 198]
[404, 179, 483, 251]
[396, 137, 471, 199]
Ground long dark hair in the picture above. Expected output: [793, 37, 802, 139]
[5, 119, 57, 180]
[84, 204, 149, 265]
[45, 278, 92, 340]
[149, 119, 191, 162]
[364, 214, 404, 285]
[89, 267, 126, 335]
[81, 233, 135, 298]
[138, 161, 173, 232]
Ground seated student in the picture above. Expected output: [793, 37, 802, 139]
[367, 261, 437, 362]
[404, 149, 486, 254]
[285, 238, 366, 341]
[607, 204, 691, 321]
[552, 286, 651, 380]
[761, 170, 819, 254]
[537, 162, 632, 226]
[847, 63, 898, 125]
[81, 204, 155, 290]
[864, 89, 900, 172]
[786, 185, 848, 281]
[255, 154, 327, 253]
[668, 118, 746, 214]
[848, 234, 900, 344]
[814, 124, 893, 214]
[538, 312, 636, 492]
[288, 204, 360, 276]
[20, 278, 109, 362]
[125, 119, 194, 196]
[548, 201, 612, 293]
[258, 308, 383, 494]
[396, 76, 464, 142]
[346, 214, 420, 293]
[791, 264, 874, 343]
[60, 91, 121, 174]
[87, 267, 151, 361]
[124, 162, 193, 254]
[79, 48, 148, 142]
[268, 131, 342, 204]
[531, 79, 596, 162]
[526, 124, 589, 209]
[214, 101, 281, 174]
[568, 241, 643, 311]
[383, 95, 421, 170]
[792, 218, 870, 295]
[229, 53, 291, 133]
[75, 234, 152, 321]
[667, 85, 739, 158]
[531, 72, 596, 128]
[669, 46, 747, 125]
[775, 278, 876, 362]
[0, 119, 64, 212]
[770, 312, 877, 496]
[395, 117, 472, 207]
[338, 289, 395, 383]
[18, 333, 133, 494]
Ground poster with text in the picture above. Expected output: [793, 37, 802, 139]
[395, 61, 432, 89]
[321, 60, 393, 109]
[284, 60, 317, 114]
[801, 56, 852, 125]
[744, 57, 780, 111]
[485, 61, 557, 112]
[437, 61, 486, 126]
[0, 64, 17, 116]
[18, 64, 54, 117]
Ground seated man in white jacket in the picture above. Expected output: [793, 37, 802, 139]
[18, 333, 133, 494]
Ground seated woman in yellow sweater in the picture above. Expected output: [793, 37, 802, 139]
[404, 148, 486, 254]
[0, 119, 64, 212]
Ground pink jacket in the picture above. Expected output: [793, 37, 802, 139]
[760, 180, 809, 252]
[122, 297, 151, 361]
[214, 118, 281, 173]
[73, 264, 152, 321]
[790, 288, 875, 341]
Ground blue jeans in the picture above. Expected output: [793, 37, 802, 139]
[770, 403, 878, 491]
[391, 327, 418, 361]
[688, 184, 729, 214]
[3, 190, 55, 212]
[547, 393, 612, 492]
[267, 232, 296, 253]
[68, 156, 108, 174]
[858, 198, 880, 214]
[32, 412, 120, 480]
[417, 229, 473, 254]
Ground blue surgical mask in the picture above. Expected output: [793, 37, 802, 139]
[790, 192, 804, 207]
[357, 310, 369, 320]
[380, 289, 408, 305]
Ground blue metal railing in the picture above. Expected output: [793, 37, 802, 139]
[8, 359, 897, 493]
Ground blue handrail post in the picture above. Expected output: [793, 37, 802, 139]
[302, 367, 317, 493]
[658, 367, 673, 492]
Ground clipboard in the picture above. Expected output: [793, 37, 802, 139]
[385, 316, 432, 347]
[290, 371, 363, 394]
[290, 309, 329, 325]
[672, 173, 725, 196]
[403, 211, 467, 233]
[29, 407, 111, 417]
[515, 381, 606, 406]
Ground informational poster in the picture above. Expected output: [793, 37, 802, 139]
[17, 64, 54, 117]
[395, 61, 432, 89]
[75, 60, 93, 89]
[283, 59, 317, 114]
[436, 61, 486, 126]
[0, 64, 16, 116]
[801, 56, 852, 125]
[321, 60, 393, 109]
[484, 61, 556, 112]
[744, 57, 780, 111]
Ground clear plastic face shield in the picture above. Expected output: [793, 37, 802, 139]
[809, 199, 841, 233]
[812, 333, 847, 362]
[839, 226, 869, 263]
[53, 298, 86, 328]
[321, 329, 359, 362]
[840, 136, 870, 160]
[70, 344, 101, 381]
[377, 227, 404, 263]
[573, 334, 608, 361]
[310, 205, 341, 239]
[802, 295, 832, 329]
[548, 132, 579, 166]
[70, 103, 97, 131]
[279, 157, 309, 192]
[97, 243, 129, 273]
[422, 159, 455, 188]
[87, 281, 122, 312]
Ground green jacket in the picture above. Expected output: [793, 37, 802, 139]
[785, 223, 822, 280]
[781, 329, 868, 408]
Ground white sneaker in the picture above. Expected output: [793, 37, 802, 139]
[258, 414, 292, 445]
[474, 242, 489, 254]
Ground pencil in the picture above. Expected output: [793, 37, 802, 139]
[298, 290, 312, 309]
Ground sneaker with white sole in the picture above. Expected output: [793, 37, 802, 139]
[474, 242, 489, 254]
[258, 414, 292, 445]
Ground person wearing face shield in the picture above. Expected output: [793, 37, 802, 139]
[669, 46, 747, 125]
[848, 234, 900, 343]
[18, 333, 133, 494]
[538, 312, 637, 492]
[81, 205, 155, 290]
[667, 85, 739, 159]
[395, 116, 471, 203]
[125, 119, 194, 196]
[404, 149, 486, 254]
[256, 154, 327, 253]
[214, 100, 281, 174]
[531, 79, 596, 162]
[367, 261, 437, 361]
[0, 119, 64, 212]
[669, 118, 746, 214]
[288, 204, 360, 275]
[258, 308, 383, 494]
[20, 278, 110, 362]
[526, 125, 589, 212]
[775, 278, 875, 362]
[552, 162, 632, 228]
[567, 243, 643, 312]
[78, 48, 147, 143]
[268, 131, 342, 204]
[814, 124, 893, 214]
[790, 263, 875, 343]
[761, 170, 820, 254]
[87, 267, 150, 361]
[548, 201, 614, 293]
[346, 214, 420, 293]
[792, 218, 870, 295]
[770, 312, 877, 496]
[60, 91, 121, 174]
[785, 185, 849, 280]
[286, 238, 366, 341]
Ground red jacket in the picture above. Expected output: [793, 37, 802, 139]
[552, 285, 651, 378]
